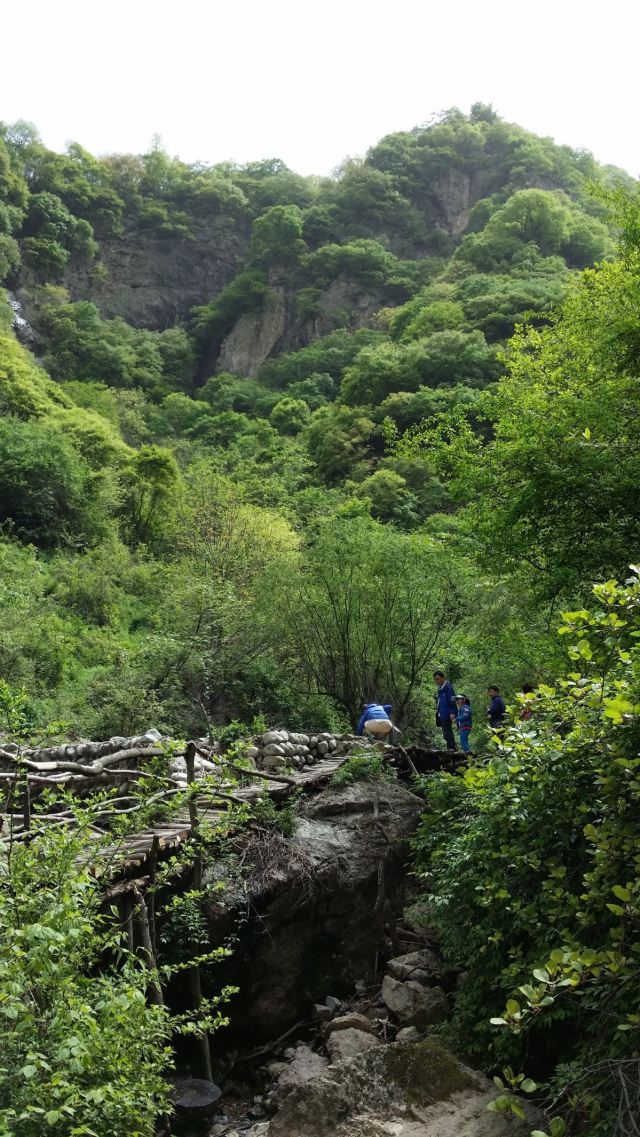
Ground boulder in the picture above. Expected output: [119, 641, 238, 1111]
[263, 743, 285, 757]
[267, 1040, 534, 1137]
[396, 1025, 421, 1042]
[202, 782, 423, 1042]
[324, 1012, 375, 1036]
[262, 731, 284, 745]
[277, 1045, 329, 1089]
[386, 948, 441, 984]
[326, 1027, 382, 1062]
[381, 975, 449, 1027]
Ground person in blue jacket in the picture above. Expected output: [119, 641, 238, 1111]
[356, 702, 394, 742]
[433, 670, 457, 751]
[454, 693, 472, 753]
[487, 685, 506, 732]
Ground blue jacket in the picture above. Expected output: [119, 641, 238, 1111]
[488, 695, 506, 727]
[435, 680, 456, 723]
[356, 703, 393, 736]
[456, 704, 472, 731]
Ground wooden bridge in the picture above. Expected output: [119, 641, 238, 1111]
[0, 730, 460, 883]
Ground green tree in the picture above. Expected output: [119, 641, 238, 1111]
[270, 396, 309, 434]
[0, 417, 110, 548]
[249, 204, 306, 267]
[304, 404, 375, 482]
[270, 517, 461, 726]
[431, 191, 640, 594]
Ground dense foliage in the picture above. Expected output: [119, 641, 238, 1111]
[412, 576, 640, 1135]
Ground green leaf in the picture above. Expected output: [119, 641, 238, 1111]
[532, 969, 549, 984]
[612, 885, 631, 903]
[521, 1078, 537, 1093]
[607, 903, 625, 916]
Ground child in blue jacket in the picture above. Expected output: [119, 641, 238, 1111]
[454, 694, 472, 753]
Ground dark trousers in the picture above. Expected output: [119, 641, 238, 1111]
[440, 718, 457, 751]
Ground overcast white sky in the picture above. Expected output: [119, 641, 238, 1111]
[2, 0, 638, 177]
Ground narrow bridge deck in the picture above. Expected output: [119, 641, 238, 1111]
[98, 756, 347, 874]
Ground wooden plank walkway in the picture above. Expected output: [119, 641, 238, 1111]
[100, 756, 347, 874]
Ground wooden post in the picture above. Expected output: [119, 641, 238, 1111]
[22, 773, 31, 833]
[148, 835, 159, 957]
[124, 893, 135, 953]
[185, 740, 213, 1082]
[132, 885, 164, 1006]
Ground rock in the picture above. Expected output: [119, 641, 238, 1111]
[381, 975, 449, 1027]
[246, 746, 260, 759]
[202, 782, 423, 1042]
[263, 743, 285, 757]
[324, 995, 342, 1013]
[310, 736, 318, 747]
[277, 1044, 329, 1089]
[328, 738, 337, 751]
[261, 754, 287, 770]
[313, 1003, 333, 1022]
[265, 1060, 288, 1078]
[317, 741, 329, 756]
[262, 731, 285, 745]
[326, 1027, 382, 1062]
[386, 948, 441, 984]
[324, 1012, 375, 1036]
[267, 1040, 535, 1137]
[396, 1025, 421, 1042]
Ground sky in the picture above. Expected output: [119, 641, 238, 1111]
[2, 0, 638, 178]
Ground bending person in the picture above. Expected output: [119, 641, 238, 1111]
[356, 701, 395, 743]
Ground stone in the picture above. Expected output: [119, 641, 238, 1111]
[326, 1027, 382, 1062]
[328, 738, 337, 751]
[246, 746, 260, 759]
[265, 1060, 287, 1078]
[261, 731, 283, 745]
[313, 1003, 333, 1022]
[317, 741, 329, 756]
[381, 975, 449, 1028]
[277, 1045, 329, 1089]
[263, 743, 285, 757]
[261, 754, 287, 770]
[267, 1040, 536, 1137]
[324, 995, 342, 1013]
[324, 1012, 375, 1036]
[396, 1025, 421, 1042]
[386, 948, 441, 984]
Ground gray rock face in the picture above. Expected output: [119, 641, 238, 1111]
[202, 781, 423, 1041]
[266, 1040, 533, 1137]
[381, 975, 449, 1027]
[62, 216, 248, 330]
